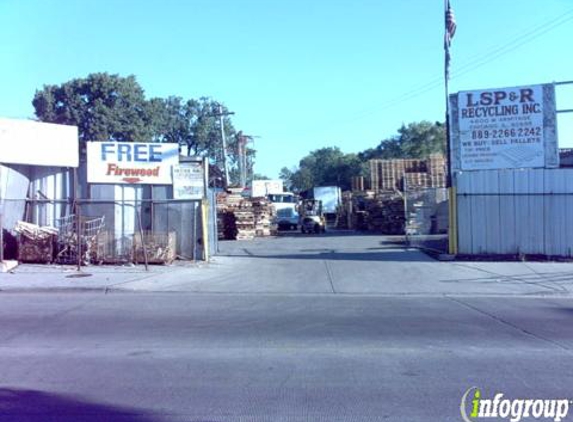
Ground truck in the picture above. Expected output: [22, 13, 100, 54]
[267, 192, 299, 230]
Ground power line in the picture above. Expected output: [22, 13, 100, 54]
[302, 7, 573, 135]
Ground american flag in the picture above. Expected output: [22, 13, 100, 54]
[444, 0, 457, 79]
[444, 0, 456, 48]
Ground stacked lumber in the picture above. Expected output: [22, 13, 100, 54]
[133, 231, 176, 264]
[351, 176, 365, 191]
[369, 154, 446, 191]
[251, 197, 276, 237]
[336, 192, 350, 229]
[234, 200, 256, 240]
[216, 192, 257, 240]
[363, 193, 405, 234]
[427, 154, 446, 188]
[353, 211, 369, 231]
[14, 221, 58, 263]
[216, 192, 240, 240]
[404, 172, 430, 190]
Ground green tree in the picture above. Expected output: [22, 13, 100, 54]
[359, 121, 445, 160]
[286, 147, 364, 192]
[33, 73, 152, 143]
[32, 73, 247, 186]
[279, 167, 294, 191]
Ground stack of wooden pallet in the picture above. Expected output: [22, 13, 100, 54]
[216, 193, 238, 240]
[251, 197, 275, 237]
[363, 193, 405, 234]
[216, 193, 257, 240]
[234, 200, 256, 240]
[351, 176, 365, 191]
[369, 154, 446, 191]
[404, 172, 430, 189]
[426, 154, 446, 188]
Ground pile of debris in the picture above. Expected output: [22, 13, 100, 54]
[14, 221, 58, 263]
[133, 232, 176, 264]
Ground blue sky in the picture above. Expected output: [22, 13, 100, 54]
[1, 0, 572, 177]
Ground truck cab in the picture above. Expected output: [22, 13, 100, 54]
[268, 192, 299, 230]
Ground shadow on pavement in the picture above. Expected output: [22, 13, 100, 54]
[0, 388, 161, 422]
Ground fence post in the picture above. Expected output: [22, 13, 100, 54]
[76, 200, 82, 271]
[0, 211, 4, 262]
[201, 199, 209, 261]
[135, 201, 149, 271]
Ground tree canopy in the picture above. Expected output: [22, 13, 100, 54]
[283, 121, 445, 192]
[359, 121, 445, 161]
[33, 73, 151, 143]
[32, 72, 245, 185]
[280, 147, 365, 192]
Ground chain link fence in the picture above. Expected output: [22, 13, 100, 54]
[404, 187, 449, 254]
[1, 193, 218, 265]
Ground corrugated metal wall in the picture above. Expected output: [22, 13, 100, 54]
[456, 168, 573, 256]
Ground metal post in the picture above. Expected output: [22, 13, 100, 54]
[202, 157, 209, 199]
[201, 199, 209, 261]
[135, 201, 149, 271]
[403, 172, 409, 247]
[0, 211, 4, 263]
[192, 202, 198, 261]
[237, 134, 244, 188]
[219, 105, 230, 187]
[444, 0, 457, 255]
[74, 168, 81, 271]
[201, 156, 211, 260]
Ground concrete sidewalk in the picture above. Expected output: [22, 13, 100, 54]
[1, 233, 573, 296]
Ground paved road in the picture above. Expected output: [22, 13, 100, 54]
[1, 233, 573, 421]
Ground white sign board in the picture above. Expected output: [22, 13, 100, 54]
[173, 163, 204, 199]
[457, 84, 550, 170]
[0, 118, 79, 167]
[87, 142, 179, 184]
[251, 179, 283, 198]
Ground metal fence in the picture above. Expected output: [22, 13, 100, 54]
[456, 168, 573, 257]
[1, 193, 218, 265]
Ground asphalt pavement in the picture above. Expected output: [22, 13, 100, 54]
[0, 232, 572, 421]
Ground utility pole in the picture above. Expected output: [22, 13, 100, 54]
[237, 134, 260, 188]
[218, 105, 234, 187]
[206, 105, 235, 188]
